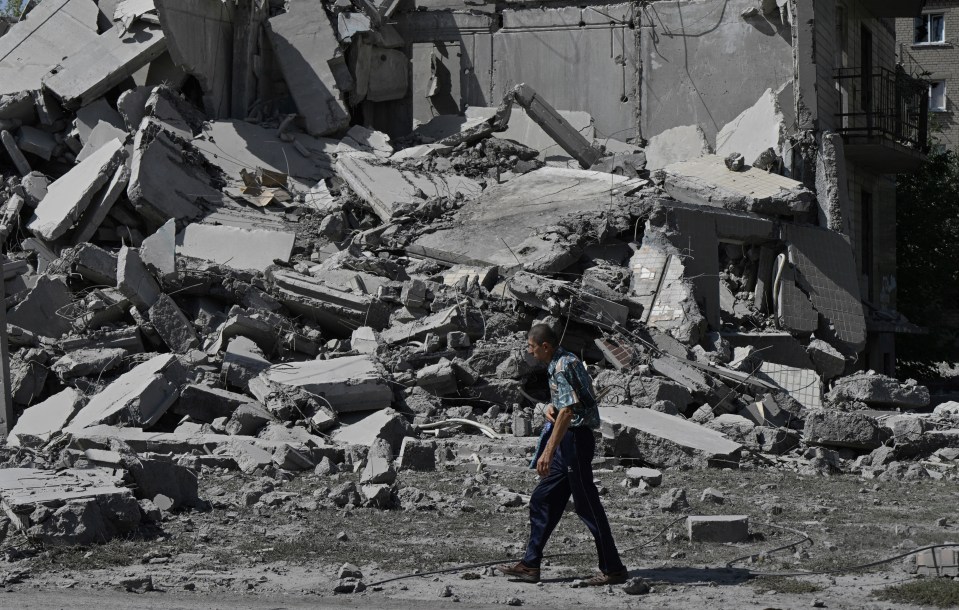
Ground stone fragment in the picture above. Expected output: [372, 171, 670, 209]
[350, 326, 381, 355]
[140, 218, 176, 279]
[700, 488, 724, 504]
[223, 337, 271, 389]
[331, 408, 413, 452]
[148, 293, 200, 353]
[803, 410, 884, 450]
[225, 403, 273, 436]
[117, 246, 162, 311]
[259, 356, 393, 413]
[8, 388, 85, 448]
[657, 488, 689, 512]
[827, 372, 930, 408]
[416, 361, 458, 396]
[176, 224, 295, 272]
[398, 437, 437, 471]
[7, 275, 74, 338]
[687, 515, 749, 543]
[360, 438, 396, 485]
[52, 348, 126, 380]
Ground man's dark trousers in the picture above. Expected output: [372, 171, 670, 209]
[522, 426, 625, 573]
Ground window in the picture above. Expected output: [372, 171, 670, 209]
[930, 80, 947, 111]
[914, 13, 945, 44]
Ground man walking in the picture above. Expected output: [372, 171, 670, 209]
[498, 324, 628, 585]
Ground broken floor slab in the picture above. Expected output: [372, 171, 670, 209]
[27, 138, 126, 241]
[336, 155, 482, 222]
[600, 405, 742, 468]
[0, 467, 140, 545]
[259, 355, 393, 413]
[65, 353, 188, 431]
[265, 0, 351, 136]
[661, 155, 814, 217]
[409, 167, 645, 273]
[44, 23, 167, 108]
[644, 124, 711, 171]
[715, 87, 788, 166]
[176, 224, 294, 272]
[270, 268, 391, 335]
[8, 388, 85, 448]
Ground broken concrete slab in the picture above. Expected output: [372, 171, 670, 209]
[351, 326, 382, 355]
[1, 129, 30, 175]
[16, 125, 57, 160]
[409, 167, 644, 272]
[173, 384, 250, 423]
[336, 155, 482, 222]
[466, 105, 595, 162]
[687, 515, 749, 543]
[8, 388, 85, 448]
[0, 0, 99, 101]
[139, 218, 175, 279]
[75, 120, 128, 163]
[117, 245, 162, 311]
[71, 163, 131, 246]
[8, 275, 74, 338]
[398, 437, 437, 471]
[52, 348, 126, 380]
[661, 155, 814, 217]
[148, 293, 199, 353]
[265, 0, 351, 136]
[715, 88, 787, 166]
[259, 355, 393, 413]
[76, 98, 126, 144]
[379, 305, 467, 346]
[360, 438, 397, 485]
[755, 362, 823, 411]
[806, 338, 846, 380]
[27, 137, 125, 241]
[600, 405, 742, 468]
[269, 268, 391, 335]
[644, 124, 711, 171]
[176, 224, 294, 272]
[827, 372, 930, 408]
[222, 336, 271, 389]
[803, 409, 885, 450]
[44, 23, 167, 108]
[65, 353, 187, 431]
[0, 467, 140, 545]
[331, 407, 413, 452]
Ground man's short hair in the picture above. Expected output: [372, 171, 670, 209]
[528, 324, 559, 347]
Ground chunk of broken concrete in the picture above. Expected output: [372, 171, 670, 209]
[398, 437, 437, 471]
[117, 246, 162, 311]
[176, 224, 294, 272]
[222, 336, 271, 389]
[600, 405, 742, 468]
[687, 515, 749, 543]
[27, 138, 126, 240]
[803, 409, 885, 450]
[8, 388, 85, 448]
[174, 384, 251, 423]
[332, 408, 413, 452]
[66, 354, 187, 431]
[826, 372, 930, 408]
[259, 355, 392, 413]
[52, 348, 126, 380]
[148, 293, 200, 353]
[7, 275, 74, 338]
[360, 438, 397, 485]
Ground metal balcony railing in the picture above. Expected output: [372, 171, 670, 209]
[834, 66, 929, 153]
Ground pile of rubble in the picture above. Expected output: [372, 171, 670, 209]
[0, 0, 954, 547]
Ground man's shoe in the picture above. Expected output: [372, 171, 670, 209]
[579, 567, 629, 586]
[496, 561, 541, 583]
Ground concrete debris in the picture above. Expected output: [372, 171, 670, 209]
[0, 0, 942, 559]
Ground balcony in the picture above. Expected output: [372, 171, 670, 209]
[834, 66, 929, 173]
[865, 0, 925, 18]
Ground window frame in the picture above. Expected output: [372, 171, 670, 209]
[914, 12, 946, 45]
[929, 80, 947, 112]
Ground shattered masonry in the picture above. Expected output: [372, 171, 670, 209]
[0, 0, 949, 549]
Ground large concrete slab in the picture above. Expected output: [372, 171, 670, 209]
[176, 224, 294, 272]
[27, 138, 125, 241]
[662, 155, 815, 217]
[0, 0, 99, 100]
[65, 354, 187, 431]
[44, 23, 167, 108]
[409, 167, 644, 272]
[7, 275, 74, 338]
[8, 388, 84, 447]
[465, 106, 594, 162]
[600, 405, 742, 468]
[259, 355, 392, 413]
[266, 0, 350, 136]
[336, 155, 482, 222]
[715, 88, 788, 166]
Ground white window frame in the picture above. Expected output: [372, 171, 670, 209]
[930, 80, 947, 112]
[914, 13, 946, 45]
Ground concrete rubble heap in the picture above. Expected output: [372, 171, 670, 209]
[0, 0, 952, 550]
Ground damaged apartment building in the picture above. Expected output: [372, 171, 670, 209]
[0, 0, 947, 545]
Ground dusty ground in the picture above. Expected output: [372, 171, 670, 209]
[2, 436, 958, 609]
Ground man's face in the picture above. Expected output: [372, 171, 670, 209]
[527, 338, 553, 364]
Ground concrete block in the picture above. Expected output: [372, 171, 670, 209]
[398, 437, 437, 471]
[44, 23, 167, 108]
[351, 326, 382, 355]
[225, 403, 273, 436]
[52, 348, 126, 380]
[331, 408, 413, 452]
[600, 405, 742, 468]
[360, 438, 396, 484]
[335, 155, 481, 222]
[380, 306, 466, 346]
[416, 361, 458, 396]
[222, 336, 271, 389]
[27, 137, 125, 240]
[259, 355, 392, 413]
[687, 515, 749, 543]
[176, 224, 294, 272]
[645, 124, 710, 171]
[8, 388, 85, 448]
[7, 275, 74, 338]
[70, 163, 130, 245]
[806, 339, 846, 380]
[1, 129, 30, 175]
[75, 98, 125, 144]
[66, 353, 187, 431]
[827, 372, 930, 408]
[174, 384, 252, 423]
[117, 245, 162, 310]
[17, 125, 57, 160]
[265, 0, 350, 136]
[140, 218, 176, 279]
[75, 120, 128, 163]
[803, 410, 884, 450]
[148, 293, 200, 353]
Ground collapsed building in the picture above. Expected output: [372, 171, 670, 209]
[0, 0, 953, 547]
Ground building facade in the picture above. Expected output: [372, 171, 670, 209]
[897, 1, 959, 150]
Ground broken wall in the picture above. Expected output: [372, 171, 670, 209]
[640, 0, 792, 145]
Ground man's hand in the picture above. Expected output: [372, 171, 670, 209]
[545, 404, 557, 423]
[536, 449, 553, 477]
